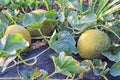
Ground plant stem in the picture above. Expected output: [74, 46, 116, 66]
[103, 4, 120, 16]
[16, 51, 36, 66]
[31, 36, 50, 40]
[102, 75, 108, 80]
[5, 13, 16, 24]
[96, 25, 120, 40]
[38, 29, 48, 42]
[65, 76, 69, 80]
[21, 7, 26, 13]
[43, 0, 49, 11]
[71, 74, 75, 80]
[35, 47, 50, 58]
[45, 71, 57, 80]
[6, 47, 50, 70]
[79, 0, 83, 14]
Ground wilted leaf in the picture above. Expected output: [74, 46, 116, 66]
[21, 68, 48, 80]
[52, 52, 80, 77]
[102, 43, 120, 62]
[38, 69, 48, 80]
[79, 60, 93, 74]
[30, 67, 42, 79]
[49, 30, 78, 54]
[92, 59, 107, 76]
[28, 40, 47, 52]
[110, 61, 120, 77]
[0, 56, 17, 72]
[0, 34, 29, 56]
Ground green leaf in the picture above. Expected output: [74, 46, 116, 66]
[45, 10, 58, 24]
[49, 30, 78, 54]
[0, 21, 7, 38]
[0, 50, 9, 57]
[9, 3, 21, 9]
[23, 13, 46, 28]
[96, 0, 109, 17]
[0, 12, 9, 24]
[1, 10, 21, 25]
[56, 0, 69, 10]
[67, 11, 78, 27]
[68, 0, 80, 10]
[44, 0, 55, 10]
[110, 61, 120, 77]
[21, 71, 31, 80]
[0, 66, 2, 72]
[13, 0, 25, 6]
[0, 0, 10, 5]
[26, 0, 35, 4]
[45, 10, 57, 19]
[102, 43, 120, 62]
[0, 34, 29, 57]
[103, 14, 114, 21]
[67, 11, 96, 31]
[52, 52, 80, 77]
[58, 11, 65, 22]
[100, 68, 110, 77]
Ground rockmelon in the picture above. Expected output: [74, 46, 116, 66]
[77, 29, 111, 59]
[27, 9, 54, 37]
[4, 25, 31, 44]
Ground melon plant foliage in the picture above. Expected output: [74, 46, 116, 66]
[0, 0, 120, 80]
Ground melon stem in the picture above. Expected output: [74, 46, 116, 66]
[6, 47, 50, 69]
[38, 29, 48, 42]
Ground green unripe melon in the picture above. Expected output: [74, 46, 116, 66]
[27, 9, 54, 37]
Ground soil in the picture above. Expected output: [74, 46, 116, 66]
[0, 40, 120, 80]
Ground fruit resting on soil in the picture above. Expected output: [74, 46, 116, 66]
[77, 29, 111, 59]
[27, 9, 54, 37]
[4, 25, 31, 44]
[27, 20, 54, 37]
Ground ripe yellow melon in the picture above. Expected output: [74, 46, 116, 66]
[77, 29, 111, 59]
[5, 25, 31, 44]
[27, 9, 54, 37]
